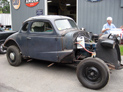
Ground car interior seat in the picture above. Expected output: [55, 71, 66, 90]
[33, 26, 44, 32]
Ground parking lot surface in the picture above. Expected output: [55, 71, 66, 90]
[0, 54, 123, 92]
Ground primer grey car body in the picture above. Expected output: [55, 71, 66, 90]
[3, 15, 122, 90]
[4, 15, 79, 63]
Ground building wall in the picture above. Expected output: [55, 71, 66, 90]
[10, 0, 45, 31]
[11, 0, 123, 34]
[78, 0, 123, 34]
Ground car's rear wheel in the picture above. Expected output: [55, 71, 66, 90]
[6, 45, 22, 66]
[76, 57, 110, 90]
[0, 42, 6, 54]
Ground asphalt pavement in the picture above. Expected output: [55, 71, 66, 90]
[0, 54, 123, 92]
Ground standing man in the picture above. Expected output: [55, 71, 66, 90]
[102, 17, 116, 34]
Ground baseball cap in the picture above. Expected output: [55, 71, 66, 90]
[107, 17, 112, 21]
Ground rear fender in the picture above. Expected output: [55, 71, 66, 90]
[96, 40, 121, 69]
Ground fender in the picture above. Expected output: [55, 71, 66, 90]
[3, 38, 22, 53]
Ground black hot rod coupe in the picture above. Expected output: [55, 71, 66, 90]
[3, 15, 122, 89]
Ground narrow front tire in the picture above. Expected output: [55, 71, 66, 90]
[6, 45, 22, 66]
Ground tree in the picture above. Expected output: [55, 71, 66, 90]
[1, 0, 10, 13]
[0, 6, 3, 13]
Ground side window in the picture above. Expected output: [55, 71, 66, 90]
[22, 23, 29, 32]
[31, 21, 53, 33]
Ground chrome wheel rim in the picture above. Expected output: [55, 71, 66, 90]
[10, 52, 15, 61]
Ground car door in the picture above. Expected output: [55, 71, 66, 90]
[17, 22, 29, 56]
[27, 20, 58, 62]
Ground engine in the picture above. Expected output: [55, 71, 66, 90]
[63, 30, 97, 60]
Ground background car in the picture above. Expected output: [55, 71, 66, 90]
[0, 29, 16, 54]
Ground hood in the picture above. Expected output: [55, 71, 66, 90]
[63, 30, 90, 50]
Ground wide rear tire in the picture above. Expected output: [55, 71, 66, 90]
[6, 45, 22, 66]
[76, 57, 110, 90]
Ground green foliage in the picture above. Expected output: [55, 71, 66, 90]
[2, 5, 10, 13]
[120, 45, 123, 55]
[0, 8, 3, 13]
[1, 0, 10, 13]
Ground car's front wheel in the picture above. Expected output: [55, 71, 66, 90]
[76, 57, 110, 90]
[6, 45, 22, 66]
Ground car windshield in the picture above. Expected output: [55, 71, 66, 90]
[55, 19, 77, 31]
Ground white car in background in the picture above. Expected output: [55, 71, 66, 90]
[110, 28, 123, 39]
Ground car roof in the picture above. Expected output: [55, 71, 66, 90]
[24, 15, 72, 23]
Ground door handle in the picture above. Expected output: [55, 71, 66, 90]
[27, 37, 31, 40]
